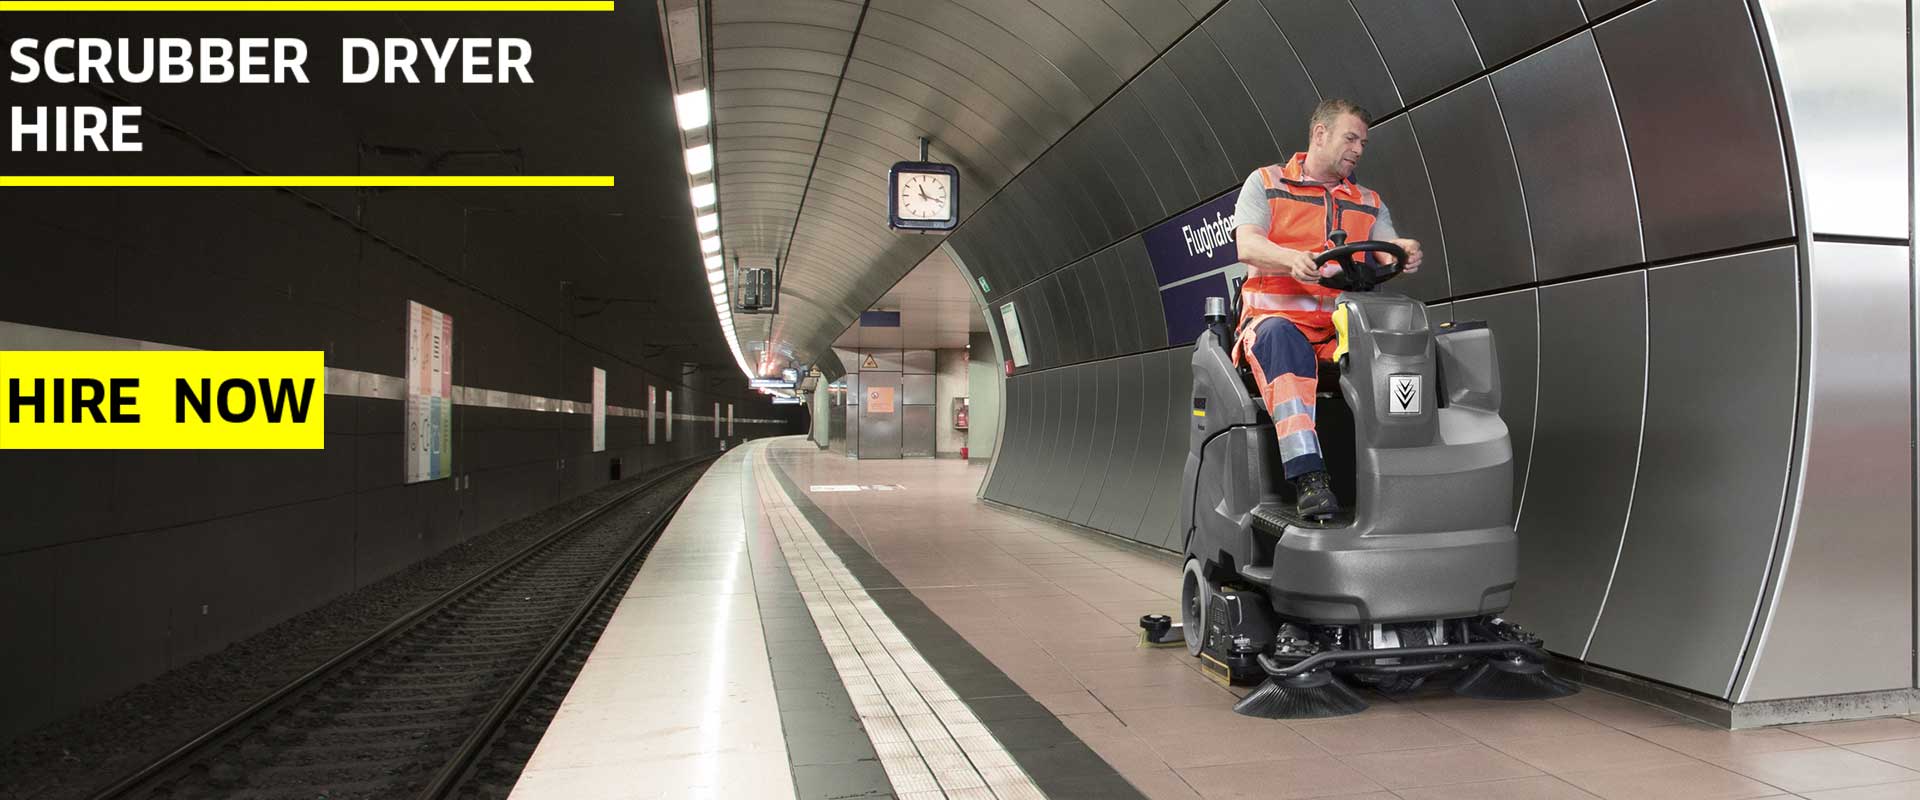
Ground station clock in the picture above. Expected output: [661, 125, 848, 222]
[887, 160, 959, 232]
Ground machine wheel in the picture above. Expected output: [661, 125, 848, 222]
[1181, 559, 1209, 657]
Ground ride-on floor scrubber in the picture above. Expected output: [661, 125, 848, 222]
[1144, 235, 1576, 719]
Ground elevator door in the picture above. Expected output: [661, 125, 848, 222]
[857, 371, 903, 459]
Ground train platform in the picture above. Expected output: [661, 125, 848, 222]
[514, 437, 1920, 800]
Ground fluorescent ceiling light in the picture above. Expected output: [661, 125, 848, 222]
[684, 144, 713, 176]
[674, 88, 710, 131]
[700, 235, 720, 253]
[696, 212, 719, 233]
[690, 183, 716, 209]
[704, 254, 723, 270]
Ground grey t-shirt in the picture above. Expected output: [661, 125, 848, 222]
[1234, 169, 1397, 241]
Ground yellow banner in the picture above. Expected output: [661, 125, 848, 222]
[0, 351, 325, 449]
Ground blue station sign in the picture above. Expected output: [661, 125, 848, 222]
[1142, 190, 1245, 347]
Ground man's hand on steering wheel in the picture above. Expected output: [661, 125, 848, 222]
[1377, 238, 1423, 272]
[1276, 248, 1328, 283]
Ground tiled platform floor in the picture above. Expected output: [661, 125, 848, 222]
[768, 437, 1920, 800]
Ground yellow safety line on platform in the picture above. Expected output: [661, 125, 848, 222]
[0, 176, 615, 188]
[0, 1, 610, 10]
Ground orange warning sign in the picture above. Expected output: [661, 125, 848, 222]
[862, 353, 878, 369]
[867, 385, 894, 414]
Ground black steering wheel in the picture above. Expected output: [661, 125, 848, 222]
[1313, 230, 1408, 292]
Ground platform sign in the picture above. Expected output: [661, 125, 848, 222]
[713, 401, 721, 437]
[405, 301, 454, 484]
[665, 389, 673, 442]
[997, 302, 1029, 367]
[647, 386, 657, 444]
[1144, 190, 1244, 347]
[727, 403, 734, 436]
[591, 367, 606, 453]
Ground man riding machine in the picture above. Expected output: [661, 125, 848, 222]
[1143, 100, 1575, 718]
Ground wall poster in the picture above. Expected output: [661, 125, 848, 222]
[647, 386, 657, 444]
[405, 300, 453, 484]
[592, 367, 606, 453]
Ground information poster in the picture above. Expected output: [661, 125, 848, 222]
[727, 404, 734, 437]
[592, 367, 606, 453]
[713, 401, 721, 437]
[647, 386, 657, 444]
[665, 390, 674, 442]
[868, 385, 895, 414]
[998, 303, 1030, 367]
[405, 300, 453, 484]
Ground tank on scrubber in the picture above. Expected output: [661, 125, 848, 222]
[1151, 237, 1575, 719]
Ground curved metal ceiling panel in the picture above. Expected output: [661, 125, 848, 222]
[710, 0, 1196, 373]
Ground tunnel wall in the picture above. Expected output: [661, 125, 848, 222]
[949, 0, 1913, 705]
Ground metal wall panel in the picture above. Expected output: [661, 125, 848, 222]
[1071, 360, 1120, 525]
[1119, 351, 1173, 541]
[1491, 32, 1643, 281]
[1149, 345, 1198, 549]
[1108, 88, 1196, 216]
[1000, 181, 1059, 283]
[985, 376, 1029, 502]
[1043, 273, 1085, 366]
[1026, 159, 1100, 258]
[1132, 61, 1236, 202]
[1412, 78, 1536, 296]
[903, 373, 935, 405]
[1019, 290, 1056, 370]
[904, 349, 935, 374]
[1082, 103, 1170, 225]
[1045, 146, 1118, 254]
[1093, 354, 1150, 535]
[1596, 0, 1792, 260]
[858, 371, 905, 459]
[1259, 0, 1402, 118]
[1757, 0, 1909, 238]
[1202, 0, 1321, 156]
[1582, 0, 1634, 19]
[1055, 127, 1137, 239]
[1042, 367, 1078, 517]
[845, 375, 861, 458]
[1118, 237, 1171, 350]
[901, 405, 936, 458]
[1451, 289, 1539, 519]
[1058, 365, 1099, 520]
[1507, 272, 1646, 658]
[1453, 0, 1587, 66]
[864, 349, 907, 373]
[1741, 243, 1913, 701]
[1586, 247, 1799, 697]
[1098, 249, 1144, 355]
[1000, 374, 1043, 509]
[1164, 30, 1283, 177]
[1357, 116, 1451, 302]
[1076, 260, 1116, 360]
[1349, 0, 1483, 104]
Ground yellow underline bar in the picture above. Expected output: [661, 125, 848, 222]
[0, 175, 615, 187]
[0, 1, 612, 11]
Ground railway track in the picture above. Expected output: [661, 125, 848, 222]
[89, 459, 712, 800]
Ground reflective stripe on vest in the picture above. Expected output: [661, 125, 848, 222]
[1239, 154, 1380, 334]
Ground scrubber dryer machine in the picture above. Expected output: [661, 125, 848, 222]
[1162, 235, 1575, 719]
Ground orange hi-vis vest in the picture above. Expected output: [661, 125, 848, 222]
[1238, 153, 1384, 346]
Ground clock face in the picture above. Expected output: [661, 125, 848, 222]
[895, 171, 953, 221]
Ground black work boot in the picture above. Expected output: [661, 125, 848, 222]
[1293, 471, 1341, 520]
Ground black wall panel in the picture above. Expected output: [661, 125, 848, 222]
[1082, 103, 1170, 225]
[1026, 159, 1101, 260]
[1003, 177, 1069, 280]
[1145, 346, 1197, 549]
[1412, 78, 1536, 295]
[1349, 0, 1483, 104]
[1059, 365, 1100, 521]
[1091, 355, 1148, 534]
[1586, 248, 1799, 695]
[1203, 0, 1322, 157]
[1075, 260, 1117, 360]
[1109, 87, 1202, 215]
[1071, 361, 1121, 525]
[1259, 0, 1402, 117]
[1454, 0, 1588, 66]
[1117, 237, 1171, 350]
[1119, 352, 1173, 541]
[998, 374, 1042, 510]
[1044, 368, 1078, 516]
[1164, 30, 1284, 177]
[1098, 250, 1143, 355]
[1058, 126, 1138, 238]
[1509, 273, 1647, 657]
[1132, 60, 1237, 201]
[1355, 116, 1451, 302]
[985, 376, 1031, 503]
[1596, 0, 1792, 260]
[1582, 0, 1635, 19]
[1451, 289, 1540, 518]
[1491, 32, 1643, 280]
[1044, 273, 1085, 366]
